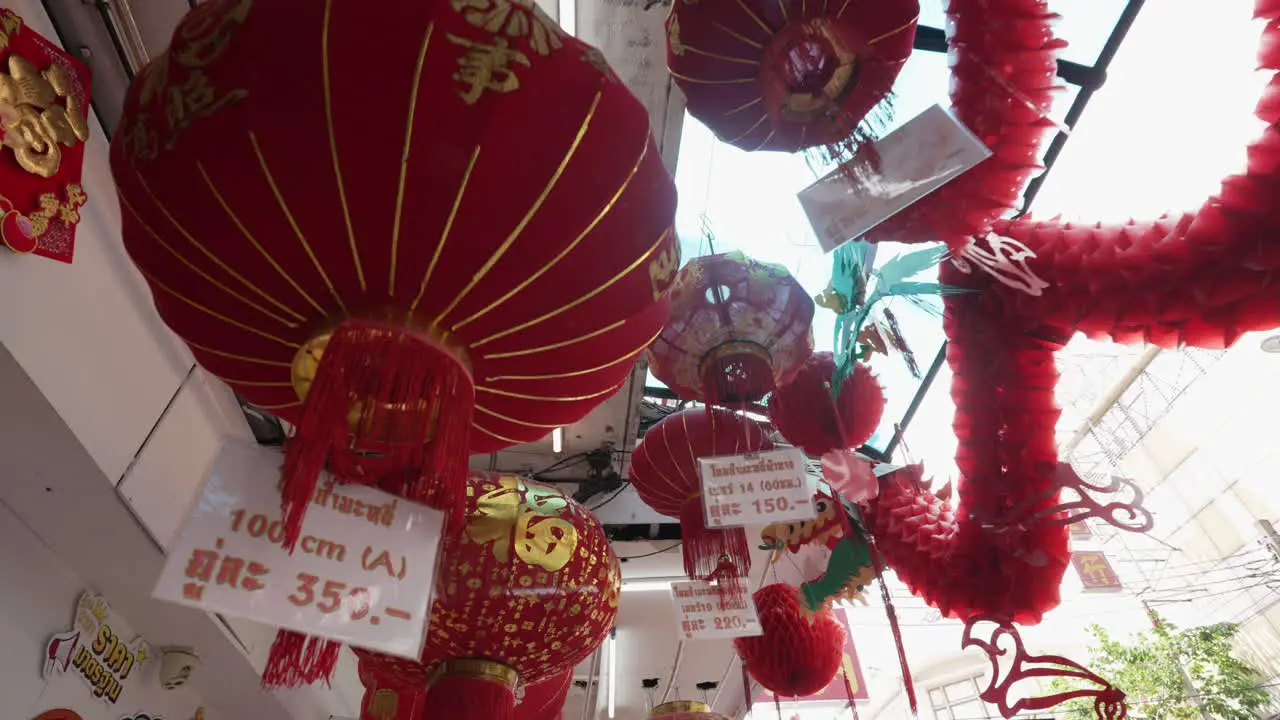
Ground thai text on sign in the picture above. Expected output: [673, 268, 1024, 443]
[671, 580, 762, 640]
[153, 441, 444, 659]
[43, 591, 151, 706]
[697, 448, 817, 527]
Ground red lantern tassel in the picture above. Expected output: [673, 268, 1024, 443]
[701, 345, 775, 405]
[424, 659, 520, 720]
[262, 629, 342, 689]
[281, 320, 475, 551]
[680, 496, 751, 594]
[741, 653, 754, 717]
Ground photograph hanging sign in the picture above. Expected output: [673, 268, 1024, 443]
[798, 104, 993, 253]
[697, 447, 817, 527]
[153, 441, 444, 660]
[670, 580, 762, 641]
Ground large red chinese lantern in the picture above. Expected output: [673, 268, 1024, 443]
[734, 583, 845, 698]
[647, 252, 814, 405]
[0, 8, 93, 263]
[629, 408, 771, 591]
[666, 0, 918, 154]
[414, 472, 620, 719]
[109, 0, 679, 550]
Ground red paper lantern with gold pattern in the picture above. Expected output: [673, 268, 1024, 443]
[628, 408, 771, 590]
[109, 0, 679, 560]
[0, 8, 93, 262]
[665, 0, 918, 154]
[413, 471, 619, 719]
[646, 252, 814, 405]
[649, 700, 730, 720]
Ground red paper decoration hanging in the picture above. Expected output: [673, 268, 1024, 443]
[734, 583, 845, 697]
[628, 408, 771, 589]
[768, 351, 885, 455]
[0, 8, 93, 263]
[420, 472, 620, 719]
[665, 0, 918, 153]
[355, 473, 619, 720]
[109, 0, 679, 549]
[647, 252, 814, 405]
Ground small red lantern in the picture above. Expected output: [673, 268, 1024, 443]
[418, 472, 620, 719]
[734, 583, 845, 698]
[666, 0, 918, 154]
[0, 8, 93, 262]
[110, 0, 679, 551]
[647, 252, 814, 405]
[768, 351, 885, 455]
[649, 700, 730, 720]
[628, 408, 771, 590]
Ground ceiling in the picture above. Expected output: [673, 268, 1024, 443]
[38, 0, 1146, 717]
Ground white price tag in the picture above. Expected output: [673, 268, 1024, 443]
[671, 581, 762, 640]
[697, 448, 817, 527]
[154, 441, 443, 660]
[798, 103, 993, 253]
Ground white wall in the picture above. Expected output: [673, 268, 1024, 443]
[0, 498, 215, 720]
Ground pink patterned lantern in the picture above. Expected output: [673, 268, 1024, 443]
[646, 252, 814, 404]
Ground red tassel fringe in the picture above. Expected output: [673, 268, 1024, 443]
[262, 629, 342, 689]
[425, 672, 518, 720]
[281, 321, 474, 551]
[680, 497, 751, 588]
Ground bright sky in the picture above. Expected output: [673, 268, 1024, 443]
[668, 0, 1269, 482]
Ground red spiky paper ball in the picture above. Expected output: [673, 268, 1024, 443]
[768, 351, 885, 455]
[734, 583, 845, 697]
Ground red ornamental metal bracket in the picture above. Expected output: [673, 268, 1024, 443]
[962, 616, 1127, 719]
[0, 8, 92, 263]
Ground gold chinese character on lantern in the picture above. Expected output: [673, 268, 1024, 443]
[0, 55, 89, 178]
[452, 0, 564, 57]
[163, 71, 245, 149]
[649, 237, 681, 300]
[469, 476, 580, 572]
[448, 33, 531, 105]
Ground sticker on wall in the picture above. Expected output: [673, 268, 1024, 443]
[43, 591, 153, 705]
[33, 711, 84, 720]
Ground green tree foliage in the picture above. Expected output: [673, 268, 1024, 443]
[1047, 614, 1271, 719]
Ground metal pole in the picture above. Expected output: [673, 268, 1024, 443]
[660, 640, 686, 703]
[581, 645, 603, 720]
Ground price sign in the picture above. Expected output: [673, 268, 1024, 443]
[154, 441, 443, 660]
[697, 447, 817, 527]
[671, 581, 762, 640]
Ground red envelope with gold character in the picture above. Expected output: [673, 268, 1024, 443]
[0, 9, 92, 263]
